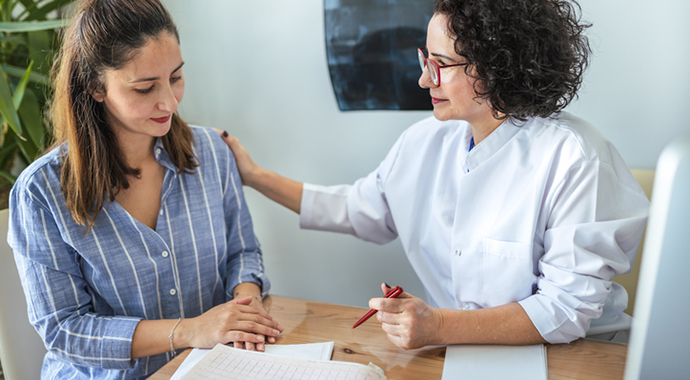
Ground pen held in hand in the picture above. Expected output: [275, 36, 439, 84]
[352, 286, 403, 329]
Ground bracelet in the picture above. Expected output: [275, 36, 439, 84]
[234, 292, 262, 304]
[169, 318, 181, 357]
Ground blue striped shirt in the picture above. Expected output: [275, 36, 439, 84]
[7, 125, 270, 379]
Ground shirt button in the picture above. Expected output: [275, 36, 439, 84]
[455, 249, 462, 256]
[156, 148, 162, 155]
[159, 209, 164, 215]
[169, 289, 177, 296]
[463, 303, 470, 310]
[161, 251, 169, 258]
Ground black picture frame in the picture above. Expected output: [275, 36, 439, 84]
[324, 0, 434, 111]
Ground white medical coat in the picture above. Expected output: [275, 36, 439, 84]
[300, 112, 649, 343]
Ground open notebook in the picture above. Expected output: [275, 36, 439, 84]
[179, 343, 386, 380]
[171, 342, 335, 380]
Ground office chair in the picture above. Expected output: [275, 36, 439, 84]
[0, 208, 47, 380]
[613, 169, 655, 316]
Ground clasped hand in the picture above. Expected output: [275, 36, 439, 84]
[369, 283, 443, 350]
[177, 296, 283, 352]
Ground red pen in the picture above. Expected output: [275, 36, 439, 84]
[352, 286, 403, 329]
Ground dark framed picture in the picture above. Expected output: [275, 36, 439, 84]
[324, 0, 434, 111]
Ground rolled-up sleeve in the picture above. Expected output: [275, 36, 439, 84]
[300, 133, 404, 245]
[8, 189, 141, 370]
[519, 161, 649, 343]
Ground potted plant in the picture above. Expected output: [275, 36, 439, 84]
[0, 0, 75, 209]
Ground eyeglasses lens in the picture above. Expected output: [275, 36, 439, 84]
[417, 49, 426, 71]
[427, 60, 439, 85]
[418, 49, 439, 85]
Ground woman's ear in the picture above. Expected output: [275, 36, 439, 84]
[89, 82, 106, 103]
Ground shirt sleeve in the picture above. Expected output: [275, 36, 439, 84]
[299, 132, 404, 245]
[8, 186, 141, 370]
[518, 160, 649, 343]
[222, 145, 270, 298]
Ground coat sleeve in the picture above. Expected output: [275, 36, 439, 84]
[519, 160, 649, 343]
[299, 131, 406, 245]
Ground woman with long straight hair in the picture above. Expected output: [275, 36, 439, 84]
[8, 0, 282, 378]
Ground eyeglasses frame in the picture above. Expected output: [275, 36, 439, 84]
[417, 47, 468, 86]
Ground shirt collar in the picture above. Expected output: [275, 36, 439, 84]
[153, 138, 179, 172]
[463, 118, 522, 172]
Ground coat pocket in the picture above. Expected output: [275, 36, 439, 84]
[481, 238, 536, 305]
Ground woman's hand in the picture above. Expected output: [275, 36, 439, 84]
[217, 129, 304, 214]
[232, 295, 276, 351]
[175, 296, 283, 352]
[219, 130, 260, 187]
[370, 283, 444, 350]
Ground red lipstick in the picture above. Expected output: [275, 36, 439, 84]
[151, 115, 171, 123]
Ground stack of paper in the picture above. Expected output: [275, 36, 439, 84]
[174, 342, 386, 380]
[171, 342, 335, 380]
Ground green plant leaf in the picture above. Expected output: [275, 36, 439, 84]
[7, 123, 38, 162]
[12, 60, 32, 109]
[0, 138, 18, 169]
[1, 63, 50, 86]
[0, 65, 23, 135]
[0, 35, 26, 43]
[17, 0, 34, 10]
[2, 1, 12, 23]
[27, 30, 51, 71]
[26, 0, 74, 21]
[7, 0, 19, 18]
[18, 87, 45, 148]
[0, 19, 67, 32]
[0, 128, 21, 166]
[17, 0, 39, 20]
[0, 170, 17, 184]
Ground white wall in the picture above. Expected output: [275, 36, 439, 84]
[162, 0, 690, 307]
[570, 0, 690, 168]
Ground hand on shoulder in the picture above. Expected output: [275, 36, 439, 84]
[218, 129, 261, 187]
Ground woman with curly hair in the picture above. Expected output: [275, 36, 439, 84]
[222, 0, 649, 348]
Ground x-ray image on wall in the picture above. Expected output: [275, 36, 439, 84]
[325, 0, 434, 111]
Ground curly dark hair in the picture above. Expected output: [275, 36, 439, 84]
[434, 0, 592, 121]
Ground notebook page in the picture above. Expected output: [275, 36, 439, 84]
[180, 343, 386, 380]
[171, 342, 335, 380]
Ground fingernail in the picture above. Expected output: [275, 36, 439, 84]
[258, 335, 265, 342]
[384, 282, 391, 289]
[222, 131, 229, 138]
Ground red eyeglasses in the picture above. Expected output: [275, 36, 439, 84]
[417, 47, 468, 86]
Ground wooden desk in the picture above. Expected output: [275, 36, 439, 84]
[150, 295, 627, 380]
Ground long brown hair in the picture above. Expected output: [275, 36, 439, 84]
[50, 0, 197, 229]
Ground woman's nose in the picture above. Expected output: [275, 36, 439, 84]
[418, 67, 436, 89]
[157, 84, 179, 113]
